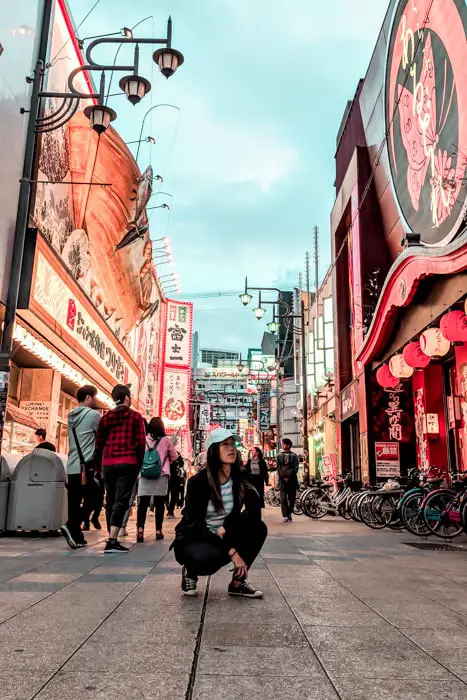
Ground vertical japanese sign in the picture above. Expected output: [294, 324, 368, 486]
[160, 300, 193, 456]
[161, 368, 190, 431]
[164, 300, 193, 368]
[259, 389, 270, 432]
[198, 404, 211, 431]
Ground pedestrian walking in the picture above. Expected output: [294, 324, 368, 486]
[167, 452, 185, 518]
[245, 446, 269, 510]
[61, 385, 100, 549]
[34, 428, 56, 452]
[137, 417, 177, 543]
[172, 428, 267, 598]
[94, 384, 146, 553]
[277, 438, 299, 522]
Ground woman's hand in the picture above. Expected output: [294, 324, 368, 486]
[231, 552, 248, 580]
[216, 526, 226, 538]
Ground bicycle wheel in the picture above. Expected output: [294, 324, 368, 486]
[348, 492, 363, 522]
[423, 490, 463, 539]
[302, 489, 328, 519]
[360, 494, 388, 529]
[461, 495, 467, 535]
[400, 490, 430, 536]
[293, 490, 304, 515]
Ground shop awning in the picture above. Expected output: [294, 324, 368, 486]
[6, 404, 41, 430]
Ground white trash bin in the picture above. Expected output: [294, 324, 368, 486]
[6, 449, 66, 532]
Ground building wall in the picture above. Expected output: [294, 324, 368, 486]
[0, 1, 45, 303]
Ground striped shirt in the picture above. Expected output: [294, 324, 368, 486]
[205, 479, 234, 533]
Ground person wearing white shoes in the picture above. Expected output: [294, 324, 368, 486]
[171, 428, 267, 598]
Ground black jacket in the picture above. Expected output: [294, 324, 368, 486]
[245, 458, 269, 485]
[172, 468, 259, 548]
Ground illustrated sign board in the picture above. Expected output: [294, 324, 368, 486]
[375, 442, 400, 478]
[164, 300, 193, 368]
[160, 368, 190, 431]
[385, 0, 467, 246]
[198, 403, 211, 431]
[31, 249, 139, 390]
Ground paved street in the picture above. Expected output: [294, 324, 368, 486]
[1, 512, 467, 700]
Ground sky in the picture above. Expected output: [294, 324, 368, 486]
[68, 0, 391, 354]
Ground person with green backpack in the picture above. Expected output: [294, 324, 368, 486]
[137, 417, 177, 542]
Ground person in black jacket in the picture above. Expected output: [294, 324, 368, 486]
[172, 428, 267, 599]
[245, 446, 269, 510]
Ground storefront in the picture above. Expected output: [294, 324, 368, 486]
[332, 0, 467, 481]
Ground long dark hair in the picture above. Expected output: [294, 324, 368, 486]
[206, 444, 243, 513]
[252, 446, 264, 460]
[148, 417, 166, 439]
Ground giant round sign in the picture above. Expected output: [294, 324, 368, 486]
[385, 0, 467, 246]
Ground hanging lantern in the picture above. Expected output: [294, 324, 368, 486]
[420, 328, 450, 357]
[376, 365, 399, 389]
[403, 342, 430, 368]
[389, 353, 414, 379]
[440, 311, 467, 342]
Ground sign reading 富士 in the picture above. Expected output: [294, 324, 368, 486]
[163, 300, 193, 368]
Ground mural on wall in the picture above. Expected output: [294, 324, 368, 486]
[32, 0, 157, 350]
[385, 0, 467, 245]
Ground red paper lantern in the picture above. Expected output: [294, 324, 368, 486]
[376, 364, 399, 389]
[403, 342, 430, 369]
[440, 311, 467, 342]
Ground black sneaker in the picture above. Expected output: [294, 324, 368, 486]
[82, 522, 90, 531]
[91, 517, 102, 530]
[228, 581, 264, 599]
[61, 525, 78, 550]
[104, 540, 129, 553]
[76, 542, 88, 548]
[181, 567, 198, 596]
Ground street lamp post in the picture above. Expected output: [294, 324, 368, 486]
[135, 103, 180, 161]
[0, 0, 185, 451]
[240, 277, 309, 468]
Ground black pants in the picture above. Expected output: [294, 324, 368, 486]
[280, 481, 296, 519]
[175, 513, 267, 579]
[167, 477, 180, 516]
[103, 465, 139, 529]
[137, 495, 166, 531]
[81, 470, 104, 525]
[66, 473, 86, 544]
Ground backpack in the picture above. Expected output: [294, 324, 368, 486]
[141, 440, 162, 479]
[278, 454, 295, 481]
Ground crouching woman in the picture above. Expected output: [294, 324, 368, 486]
[171, 428, 267, 598]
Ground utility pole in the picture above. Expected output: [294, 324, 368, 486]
[300, 298, 309, 482]
[314, 226, 319, 301]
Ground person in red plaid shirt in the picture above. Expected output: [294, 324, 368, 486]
[94, 384, 146, 553]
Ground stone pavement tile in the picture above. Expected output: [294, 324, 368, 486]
[12, 571, 81, 583]
[400, 627, 467, 651]
[90, 614, 200, 645]
[0, 670, 51, 700]
[366, 601, 467, 629]
[333, 678, 467, 699]
[35, 671, 189, 700]
[202, 621, 309, 648]
[193, 674, 339, 699]
[294, 608, 387, 627]
[197, 644, 325, 677]
[0, 581, 65, 592]
[430, 650, 467, 683]
[67, 640, 195, 674]
[0, 591, 48, 623]
[304, 626, 452, 679]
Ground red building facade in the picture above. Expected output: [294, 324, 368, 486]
[333, 0, 467, 483]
